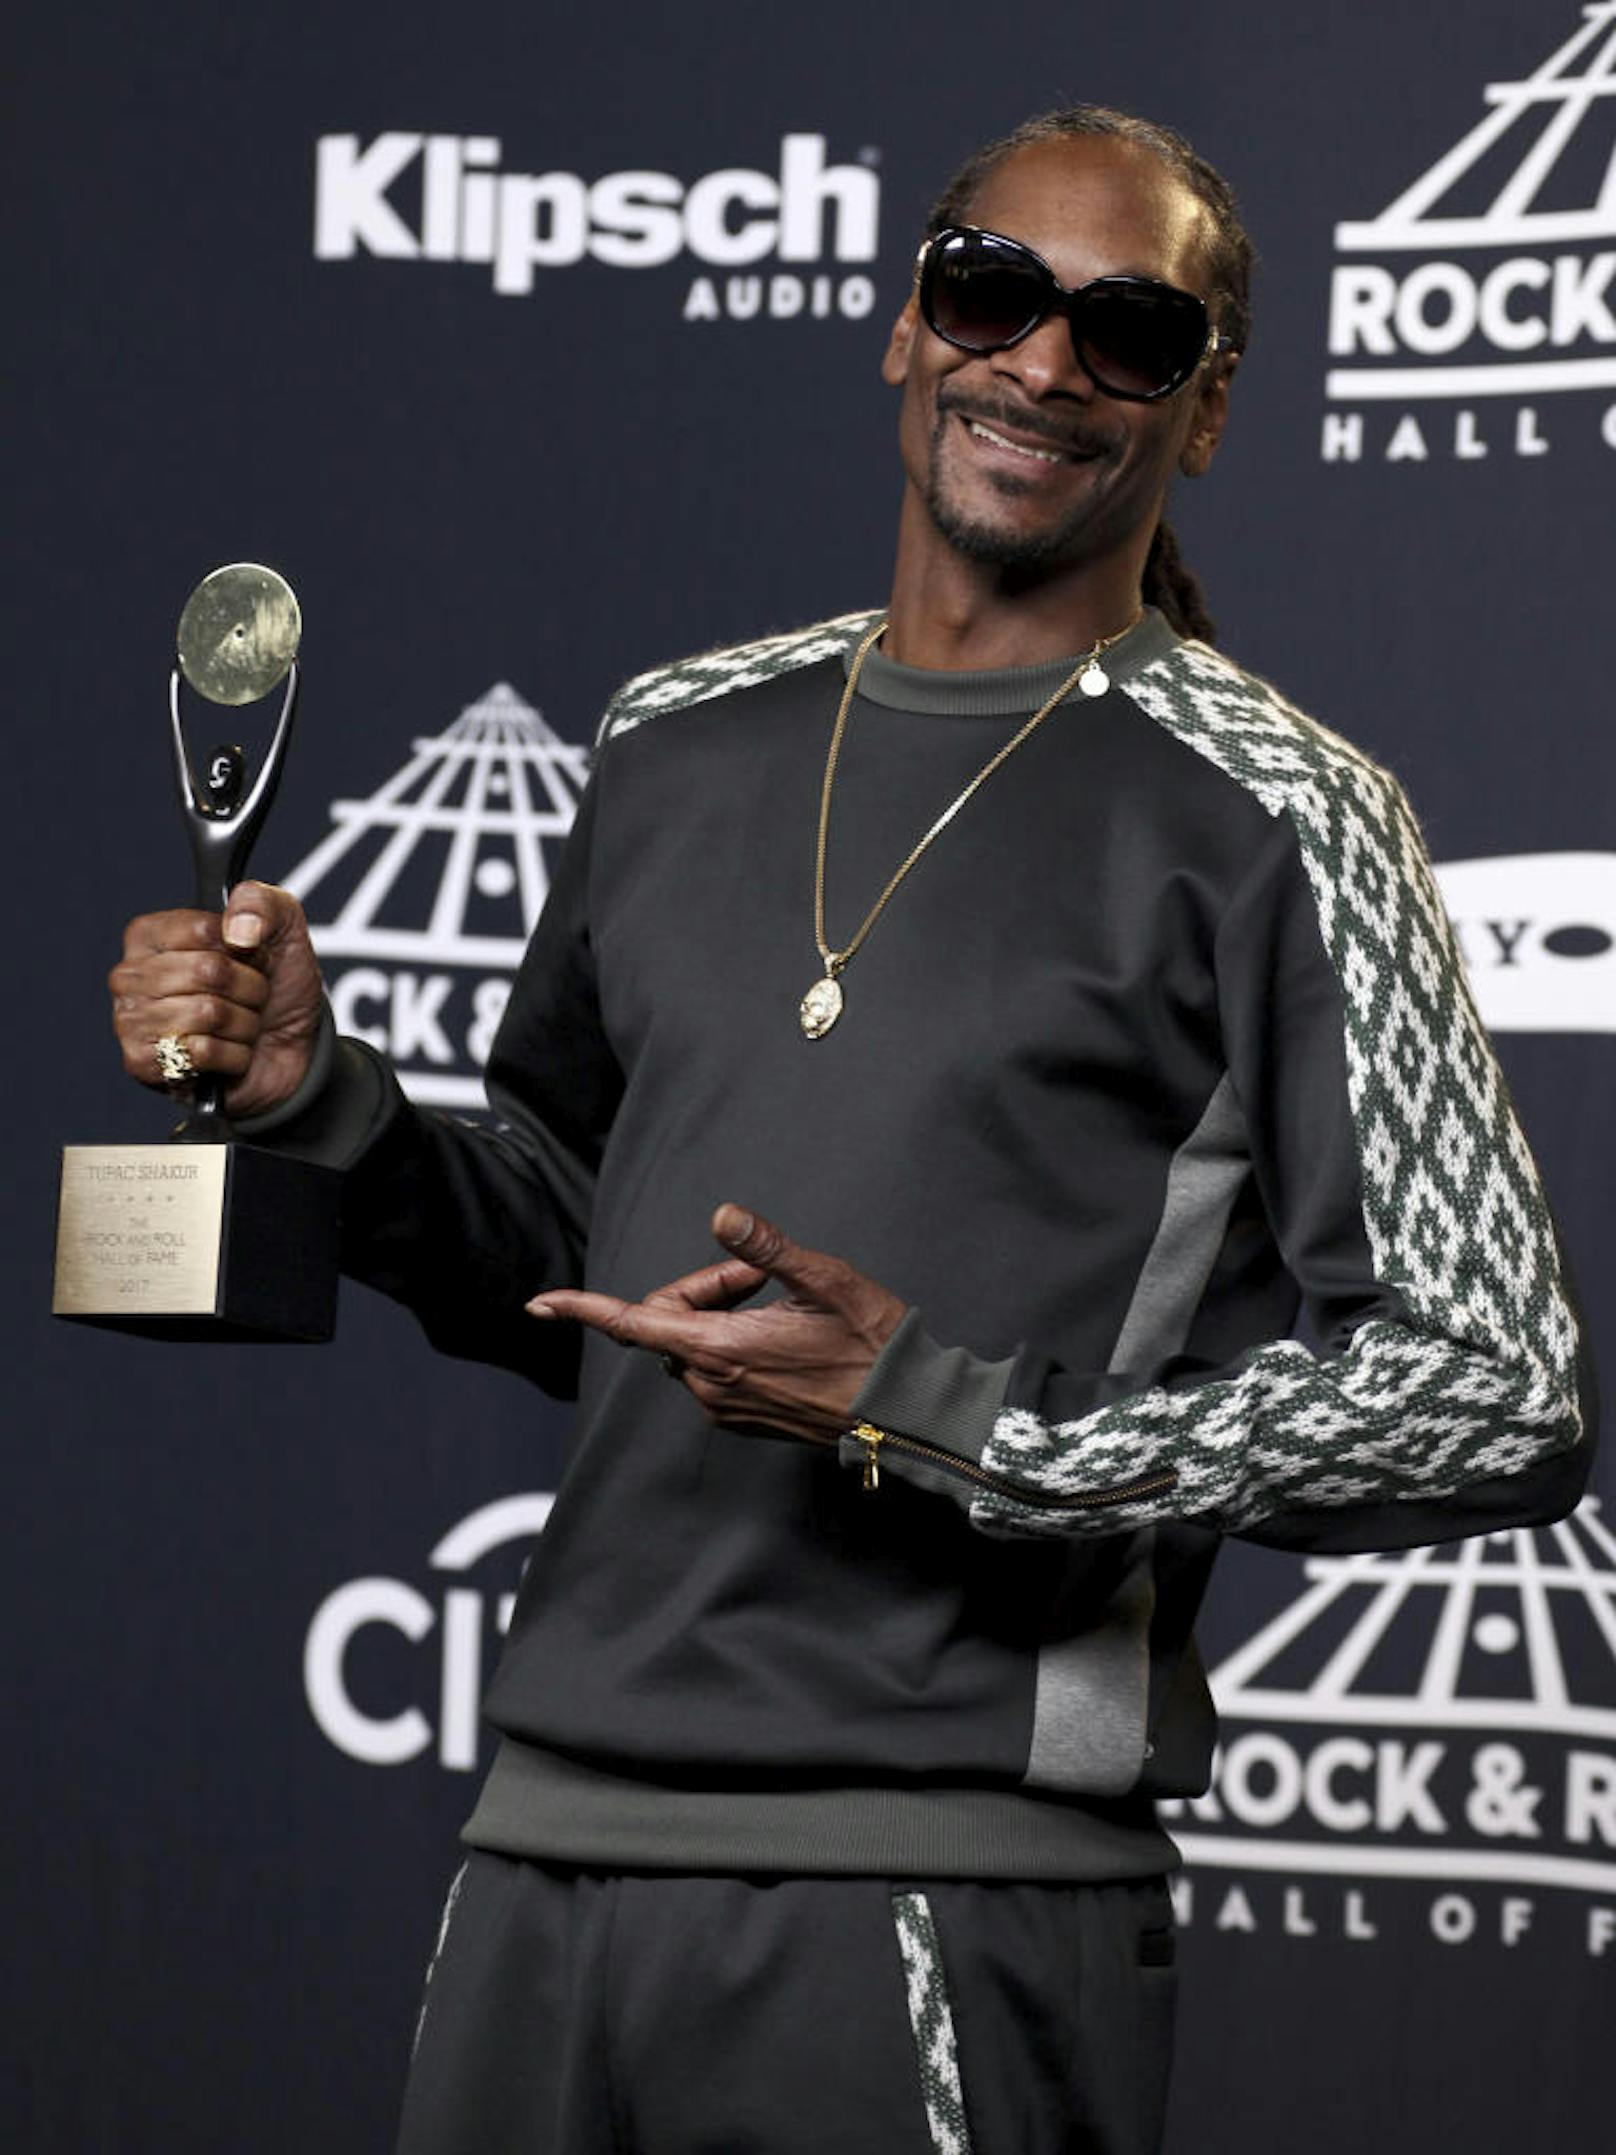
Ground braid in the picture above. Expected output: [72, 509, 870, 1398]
[926, 106, 1254, 648]
[1143, 520, 1217, 645]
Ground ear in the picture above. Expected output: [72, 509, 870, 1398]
[1179, 352, 1237, 478]
[880, 298, 919, 387]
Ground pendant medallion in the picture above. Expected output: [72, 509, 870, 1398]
[800, 975, 844, 1039]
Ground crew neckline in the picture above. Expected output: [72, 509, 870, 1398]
[845, 608, 1179, 717]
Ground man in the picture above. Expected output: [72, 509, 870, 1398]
[111, 109, 1589, 2155]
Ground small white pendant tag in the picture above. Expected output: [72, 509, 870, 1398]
[1078, 662, 1110, 698]
[800, 974, 844, 1038]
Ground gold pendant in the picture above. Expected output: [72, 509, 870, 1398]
[800, 973, 844, 1038]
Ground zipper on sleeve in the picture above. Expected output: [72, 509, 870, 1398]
[851, 1420, 885, 1492]
[849, 1421, 1176, 1512]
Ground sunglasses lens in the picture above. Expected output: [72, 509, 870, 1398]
[921, 231, 1212, 399]
[1075, 283, 1208, 399]
[924, 232, 1049, 351]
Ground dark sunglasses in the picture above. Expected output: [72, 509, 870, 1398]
[915, 225, 1233, 403]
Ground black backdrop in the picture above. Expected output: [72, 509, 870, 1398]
[9, 4, 1614, 2148]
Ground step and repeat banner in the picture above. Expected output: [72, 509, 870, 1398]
[9, 3, 1612, 2148]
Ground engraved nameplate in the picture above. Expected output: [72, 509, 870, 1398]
[53, 1145, 227, 1317]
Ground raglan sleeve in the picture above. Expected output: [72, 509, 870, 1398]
[848, 755, 1593, 1552]
[250, 745, 624, 1394]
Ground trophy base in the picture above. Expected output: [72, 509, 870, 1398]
[52, 1142, 340, 1342]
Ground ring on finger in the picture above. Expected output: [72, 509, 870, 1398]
[153, 1033, 197, 1086]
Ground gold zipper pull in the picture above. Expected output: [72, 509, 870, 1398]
[852, 1421, 886, 1494]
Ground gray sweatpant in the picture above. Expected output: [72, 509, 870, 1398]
[395, 1853, 1177, 2153]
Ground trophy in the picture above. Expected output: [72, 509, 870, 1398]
[52, 564, 341, 1341]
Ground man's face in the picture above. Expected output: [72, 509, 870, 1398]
[881, 136, 1233, 576]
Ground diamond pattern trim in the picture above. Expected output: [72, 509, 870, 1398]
[599, 611, 882, 743]
[972, 640, 1582, 1538]
[892, 1891, 974, 2155]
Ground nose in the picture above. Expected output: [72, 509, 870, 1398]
[988, 308, 1093, 400]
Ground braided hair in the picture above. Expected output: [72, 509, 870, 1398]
[924, 106, 1254, 646]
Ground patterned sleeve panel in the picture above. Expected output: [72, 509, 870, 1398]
[968, 641, 1586, 1542]
[597, 611, 883, 744]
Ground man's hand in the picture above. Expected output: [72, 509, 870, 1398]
[109, 881, 324, 1120]
[528, 1204, 907, 1440]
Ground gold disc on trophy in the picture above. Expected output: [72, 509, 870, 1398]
[176, 563, 302, 707]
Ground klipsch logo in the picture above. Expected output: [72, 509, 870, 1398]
[314, 131, 880, 324]
[304, 1492, 552, 1771]
[1163, 1499, 1616, 1960]
[1323, 7, 1616, 463]
[279, 683, 588, 1109]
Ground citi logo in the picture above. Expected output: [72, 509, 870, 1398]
[314, 130, 880, 320]
[304, 1493, 552, 1771]
[1322, 7, 1616, 462]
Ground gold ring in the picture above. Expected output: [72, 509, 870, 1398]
[154, 1034, 197, 1086]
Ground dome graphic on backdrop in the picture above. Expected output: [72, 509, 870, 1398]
[1209, 1500, 1616, 1743]
[1339, 5, 1616, 252]
[1172, 1497, 1616, 1895]
[279, 683, 589, 1107]
[281, 683, 588, 965]
[1329, 5, 1616, 403]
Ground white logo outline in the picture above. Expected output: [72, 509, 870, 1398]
[303, 1492, 554, 1772]
[280, 682, 588, 1107]
[1172, 1498, 1616, 1897]
[1328, 6, 1616, 404]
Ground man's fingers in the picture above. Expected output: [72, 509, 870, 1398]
[122, 909, 231, 959]
[532, 1212, 905, 1438]
[121, 889, 305, 972]
[528, 1289, 632, 1332]
[110, 931, 276, 1092]
[530, 1253, 768, 1340]
[137, 995, 263, 1050]
[222, 880, 304, 955]
[111, 890, 321, 1117]
[646, 1257, 768, 1313]
[110, 950, 272, 1014]
[711, 1203, 845, 1302]
[529, 1289, 725, 1365]
[139, 1030, 254, 1083]
[683, 1367, 754, 1408]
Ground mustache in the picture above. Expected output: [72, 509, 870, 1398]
[936, 385, 1117, 459]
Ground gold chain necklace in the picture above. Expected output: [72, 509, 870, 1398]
[800, 612, 1140, 1038]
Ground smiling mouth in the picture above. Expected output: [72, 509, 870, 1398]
[965, 417, 1068, 465]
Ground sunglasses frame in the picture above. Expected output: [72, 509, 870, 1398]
[914, 225, 1234, 404]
